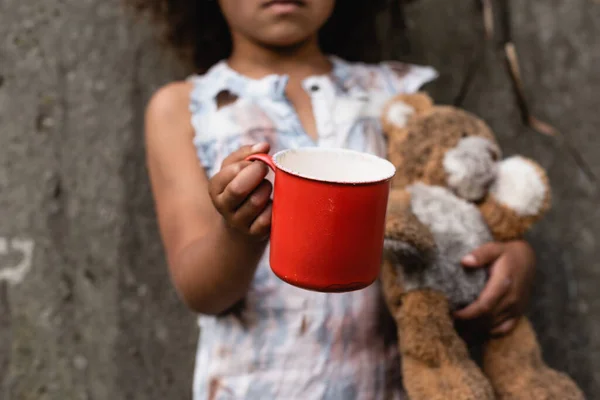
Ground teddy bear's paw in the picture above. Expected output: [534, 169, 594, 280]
[484, 318, 585, 400]
[492, 372, 585, 400]
[403, 368, 495, 400]
[443, 136, 501, 201]
[488, 364, 585, 400]
[490, 156, 549, 217]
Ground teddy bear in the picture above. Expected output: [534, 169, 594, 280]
[379, 92, 585, 400]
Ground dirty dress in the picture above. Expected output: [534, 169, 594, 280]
[189, 56, 437, 400]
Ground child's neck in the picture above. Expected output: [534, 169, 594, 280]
[227, 34, 332, 83]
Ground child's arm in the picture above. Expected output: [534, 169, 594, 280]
[145, 83, 271, 315]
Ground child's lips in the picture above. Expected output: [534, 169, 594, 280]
[262, 0, 306, 13]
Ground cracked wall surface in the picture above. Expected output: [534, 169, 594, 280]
[1, 0, 599, 399]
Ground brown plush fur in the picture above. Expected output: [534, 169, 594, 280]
[381, 258, 405, 314]
[386, 105, 497, 188]
[483, 318, 585, 400]
[399, 290, 495, 400]
[381, 261, 494, 400]
[479, 196, 546, 241]
[381, 92, 434, 136]
[381, 93, 584, 400]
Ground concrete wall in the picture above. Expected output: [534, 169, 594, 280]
[0, 0, 598, 398]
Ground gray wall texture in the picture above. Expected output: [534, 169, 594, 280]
[0, 0, 598, 399]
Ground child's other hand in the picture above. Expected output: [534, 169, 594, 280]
[209, 143, 273, 241]
[454, 240, 536, 335]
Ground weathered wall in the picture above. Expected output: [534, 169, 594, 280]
[0, 1, 195, 399]
[401, 0, 600, 396]
[0, 0, 598, 399]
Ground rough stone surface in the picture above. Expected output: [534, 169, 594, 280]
[0, 0, 598, 399]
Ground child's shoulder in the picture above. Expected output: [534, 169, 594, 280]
[148, 80, 194, 112]
[146, 80, 194, 124]
[145, 80, 196, 141]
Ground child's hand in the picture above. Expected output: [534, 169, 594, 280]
[454, 240, 536, 335]
[209, 143, 273, 241]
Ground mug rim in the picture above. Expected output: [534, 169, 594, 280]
[271, 147, 396, 185]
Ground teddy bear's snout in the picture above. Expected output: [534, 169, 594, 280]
[443, 137, 501, 201]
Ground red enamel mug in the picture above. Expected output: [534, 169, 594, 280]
[246, 147, 396, 293]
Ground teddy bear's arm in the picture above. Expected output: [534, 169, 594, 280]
[384, 189, 436, 268]
[478, 156, 551, 241]
[381, 189, 436, 318]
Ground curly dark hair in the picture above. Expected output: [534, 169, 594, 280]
[124, 0, 400, 72]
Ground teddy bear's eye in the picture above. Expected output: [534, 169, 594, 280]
[461, 132, 468, 138]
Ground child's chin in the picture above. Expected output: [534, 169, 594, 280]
[259, 25, 317, 48]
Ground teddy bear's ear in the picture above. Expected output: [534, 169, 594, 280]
[381, 92, 434, 133]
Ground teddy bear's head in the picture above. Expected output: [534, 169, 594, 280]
[382, 93, 503, 202]
[382, 92, 552, 241]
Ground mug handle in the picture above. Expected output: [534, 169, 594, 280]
[245, 153, 277, 171]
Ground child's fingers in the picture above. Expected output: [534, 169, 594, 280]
[490, 304, 520, 336]
[219, 162, 269, 212]
[462, 242, 505, 268]
[222, 142, 270, 167]
[494, 290, 519, 318]
[454, 260, 512, 320]
[226, 162, 269, 203]
[230, 180, 273, 230]
[249, 202, 273, 239]
[210, 143, 270, 218]
[491, 304, 514, 328]
[209, 161, 250, 208]
[490, 318, 518, 336]
[490, 286, 524, 332]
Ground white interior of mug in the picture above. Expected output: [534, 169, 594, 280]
[273, 148, 396, 184]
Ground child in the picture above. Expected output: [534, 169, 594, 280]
[133, 0, 537, 398]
